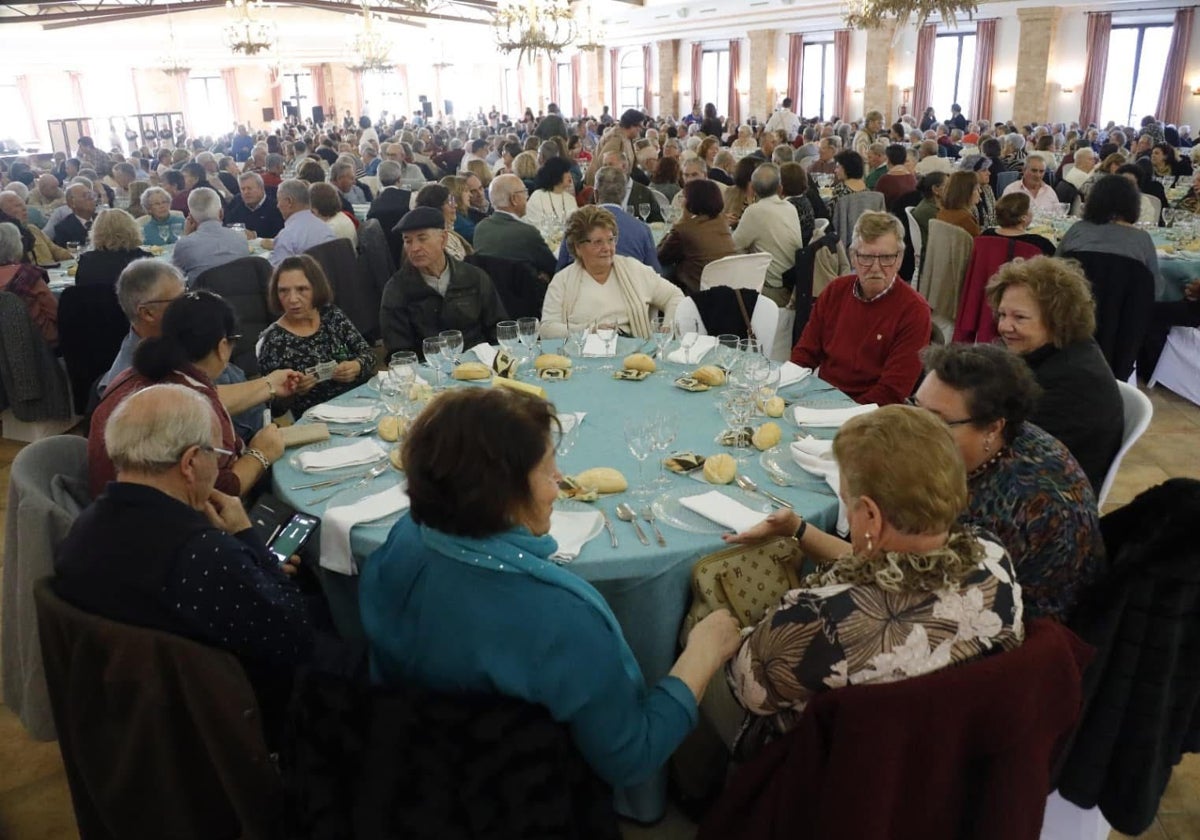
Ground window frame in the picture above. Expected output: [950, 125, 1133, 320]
[800, 40, 834, 120]
[618, 49, 644, 114]
[1104, 22, 1175, 127]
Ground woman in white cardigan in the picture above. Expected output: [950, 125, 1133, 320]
[541, 206, 683, 339]
[524, 157, 579, 232]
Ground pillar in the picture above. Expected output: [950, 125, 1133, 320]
[863, 22, 898, 120]
[1014, 7, 1062, 125]
[582, 48, 604, 117]
[748, 29, 780, 123]
[657, 39, 679, 118]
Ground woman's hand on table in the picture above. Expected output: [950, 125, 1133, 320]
[204, 489, 253, 534]
[332, 360, 362, 383]
[249, 424, 285, 463]
[722, 508, 803, 545]
[266, 368, 303, 398]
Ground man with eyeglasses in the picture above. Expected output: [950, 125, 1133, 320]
[472, 174, 557, 279]
[1001, 157, 1060, 212]
[790, 211, 931, 405]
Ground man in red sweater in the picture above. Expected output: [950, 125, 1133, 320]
[791, 211, 931, 404]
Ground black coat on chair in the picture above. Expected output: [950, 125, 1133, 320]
[57, 284, 129, 414]
[193, 257, 273, 376]
[1064, 251, 1155, 380]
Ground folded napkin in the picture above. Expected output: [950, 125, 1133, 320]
[777, 361, 813, 389]
[320, 484, 410, 575]
[667, 334, 718, 365]
[790, 403, 878, 428]
[791, 434, 834, 459]
[680, 490, 767, 533]
[582, 334, 617, 357]
[548, 509, 604, 562]
[789, 441, 848, 536]
[470, 342, 498, 367]
[306, 403, 378, 424]
[558, 411, 586, 434]
[296, 440, 388, 473]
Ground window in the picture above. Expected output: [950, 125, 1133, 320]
[186, 74, 233, 136]
[362, 70, 406, 124]
[700, 49, 729, 118]
[280, 71, 314, 120]
[1101, 24, 1174, 127]
[0, 80, 32, 143]
[557, 63, 573, 116]
[619, 50, 643, 113]
[80, 69, 137, 127]
[503, 68, 517, 119]
[800, 41, 835, 120]
[929, 33, 976, 120]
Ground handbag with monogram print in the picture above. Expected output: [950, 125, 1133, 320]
[680, 537, 802, 645]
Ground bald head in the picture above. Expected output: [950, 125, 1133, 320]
[105, 383, 220, 483]
[36, 174, 60, 198]
[489, 174, 527, 215]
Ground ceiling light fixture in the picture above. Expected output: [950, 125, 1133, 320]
[492, 0, 576, 65]
[843, 0, 978, 29]
[225, 0, 274, 56]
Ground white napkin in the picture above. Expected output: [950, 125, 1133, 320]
[319, 484, 410, 574]
[777, 361, 813, 388]
[667, 334, 718, 365]
[470, 342, 498, 367]
[558, 412, 586, 434]
[790, 403, 878, 428]
[791, 434, 834, 459]
[789, 441, 848, 536]
[296, 440, 388, 472]
[582, 334, 617, 357]
[679, 490, 767, 533]
[548, 509, 604, 562]
[306, 404, 378, 423]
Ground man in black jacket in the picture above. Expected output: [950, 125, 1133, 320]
[224, 172, 284, 238]
[379, 207, 506, 357]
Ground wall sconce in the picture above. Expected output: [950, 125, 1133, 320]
[852, 87, 864, 94]
[1061, 86, 1075, 94]
[1192, 87, 1200, 96]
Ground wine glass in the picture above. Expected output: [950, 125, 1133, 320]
[496, 319, 520, 357]
[720, 390, 755, 462]
[379, 376, 406, 418]
[65, 241, 82, 260]
[650, 412, 678, 487]
[595, 319, 618, 370]
[556, 413, 580, 458]
[638, 202, 651, 220]
[516, 316, 540, 364]
[389, 351, 418, 389]
[651, 316, 674, 360]
[624, 418, 654, 497]
[565, 319, 591, 373]
[422, 336, 448, 390]
[626, 204, 638, 219]
[156, 224, 170, 245]
[715, 334, 740, 372]
[438, 329, 464, 364]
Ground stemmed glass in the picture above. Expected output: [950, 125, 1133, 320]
[595, 319, 618, 371]
[638, 202, 651, 220]
[516, 316, 540, 366]
[422, 336, 448, 390]
[720, 390, 755, 462]
[496, 319, 520, 367]
[715, 334, 740, 372]
[651, 316, 674, 360]
[565, 319, 591, 373]
[156, 224, 171, 245]
[624, 418, 655, 497]
[438, 329, 464, 365]
[650, 412, 678, 487]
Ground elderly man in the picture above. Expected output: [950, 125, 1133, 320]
[808, 138, 840, 176]
[731, 163, 805, 306]
[265, 179, 335, 266]
[536, 102, 568, 140]
[555, 166, 662, 274]
[137, 186, 186, 246]
[46, 182, 97, 247]
[1002, 156, 1060, 212]
[224, 172, 284, 238]
[864, 142, 889, 189]
[55, 384, 313, 677]
[1064, 148, 1097, 191]
[915, 140, 955, 176]
[463, 171, 490, 222]
[472, 174, 556, 278]
[591, 109, 643, 180]
[171, 188, 250, 283]
[379, 206, 506, 356]
[390, 143, 427, 190]
[104, 162, 137, 204]
[262, 153, 285, 191]
[0, 190, 71, 264]
[331, 161, 369, 204]
[366, 160, 413, 235]
[194, 152, 234, 202]
[26, 174, 65, 213]
[790, 211, 931, 405]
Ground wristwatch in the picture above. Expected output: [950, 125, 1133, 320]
[793, 516, 808, 543]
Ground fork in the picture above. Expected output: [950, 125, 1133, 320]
[309, 462, 390, 504]
[641, 507, 667, 547]
[329, 425, 376, 437]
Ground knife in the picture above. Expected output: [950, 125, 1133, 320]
[599, 508, 619, 548]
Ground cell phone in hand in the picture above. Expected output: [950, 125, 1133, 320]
[269, 513, 320, 564]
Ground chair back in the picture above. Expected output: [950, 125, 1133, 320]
[904, 205, 924, 279]
[1066, 250, 1156, 380]
[1096, 382, 1153, 507]
[750, 295, 784, 360]
[953, 235, 1043, 344]
[996, 170, 1021, 193]
[359, 174, 382, 196]
[57, 285, 129, 413]
[193, 256, 273, 376]
[920, 220, 974, 332]
[674, 296, 706, 335]
[648, 189, 670, 215]
[354, 219, 392, 342]
[305, 238, 376, 342]
[34, 577, 282, 840]
[1144, 193, 1162, 226]
[699, 252, 773, 292]
[465, 252, 546, 320]
[1147, 326, 1200, 405]
[811, 218, 829, 241]
[832, 190, 886, 250]
[1055, 179, 1079, 207]
[2, 436, 88, 741]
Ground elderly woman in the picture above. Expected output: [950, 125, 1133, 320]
[979, 193, 1055, 256]
[1057, 174, 1163, 297]
[256, 255, 375, 418]
[1150, 142, 1191, 184]
[656, 180, 736, 295]
[540, 205, 683, 339]
[89, 290, 285, 498]
[414, 183, 472, 261]
[730, 125, 758, 160]
[309, 182, 357, 248]
[913, 343, 1104, 621]
[137, 186, 185, 246]
[986, 257, 1123, 492]
[75, 209, 152, 287]
[0, 222, 58, 347]
[780, 162, 816, 245]
[439, 175, 476, 244]
[525, 157, 578, 230]
[827, 150, 868, 215]
[936, 171, 983, 238]
[790, 211, 931, 405]
[713, 405, 1023, 753]
[722, 157, 758, 227]
[360, 387, 742, 787]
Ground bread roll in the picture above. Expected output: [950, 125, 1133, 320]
[692, 365, 726, 386]
[572, 467, 628, 494]
[764, 396, 786, 418]
[752, 422, 782, 451]
[535, 353, 572, 372]
[389, 446, 404, 470]
[377, 415, 405, 442]
[452, 362, 492, 380]
[623, 353, 656, 373]
[703, 453, 737, 484]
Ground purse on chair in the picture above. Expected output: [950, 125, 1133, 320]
[680, 537, 802, 645]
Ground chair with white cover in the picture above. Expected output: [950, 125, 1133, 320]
[904, 206, 923, 281]
[1148, 326, 1200, 406]
[1040, 792, 1111, 840]
[699, 252, 773, 293]
[1143, 194, 1162, 226]
[649, 189, 670, 216]
[359, 175, 382, 198]
[674, 296, 707, 335]
[749, 295, 788, 361]
[1096, 381, 1153, 508]
[811, 218, 829, 242]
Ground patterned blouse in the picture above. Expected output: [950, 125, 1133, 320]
[729, 529, 1023, 755]
[256, 304, 375, 417]
[961, 422, 1104, 622]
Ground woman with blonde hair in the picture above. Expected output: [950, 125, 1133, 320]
[512, 151, 539, 191]
[439, 174, 477, 244]
[464, 158, 494, 190]
[74, 208, 151, 287]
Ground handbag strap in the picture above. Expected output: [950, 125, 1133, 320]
[734, 290, 756, 340]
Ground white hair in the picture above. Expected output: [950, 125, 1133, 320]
[0, 222, 23, 263]
[105, 384, 216, 474]
[187, 187, 222, 222]
[5, 182, 28, 200]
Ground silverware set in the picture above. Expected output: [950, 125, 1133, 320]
[290, 460, 390, 501]
[604, 503, 668, 548]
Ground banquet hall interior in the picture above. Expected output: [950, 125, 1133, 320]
[3, 0, 1200, 835]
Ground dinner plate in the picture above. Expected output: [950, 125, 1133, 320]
[759, 446, 834, 491]
[651, 484, 770, 534]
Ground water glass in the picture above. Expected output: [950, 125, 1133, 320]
[565, 319, 591, 373]
[439, 329, 464, 364]
[389, 350, 418, 388]
[624, 418, 654, 497]
[156, 225, 171, 245]
[595, 319, 618, 370]
[650, 412, 678, 486]
[496, 320, 520, 357]
[638, 202, 651, 220]
[720, 391, 755, 461]
[516, 316, 540, 363]
[422, 337, 447, 389]
[715, 334, 740, 371]
[651, 316, 674, 359]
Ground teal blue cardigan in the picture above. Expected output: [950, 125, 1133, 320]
[359, 515, 698, 787]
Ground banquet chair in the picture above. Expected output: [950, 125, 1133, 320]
[749, 295, 788, 361]
[1067, 251, 1155, 381]
[35, 577, 283, 840]
[359, 174, 382, 197]
[465, 252, 545, 320]
[355, 218, 393, 342]
[57, 284, 129, 415]
[2, 434, 88, 741]
[193, 256, 272, 376]
[920, 220, 974, 339]
[1148, 326, 1200, 405]
[0, 292, 76, 442]
[811, 218, 829, 241]
[954, 235, 1044, 344]
[1144, 194, 1162, 227]
[1095, 382, 1153, 508]
[831, 190, 885, 251]
[904, 205, 923, 281]
[305, 238, 376, 342]
[649, 189, 670, 216]
[996, 171, 1021, 193]
[699, 252, 773, 292]
[674, 296, 706, 335]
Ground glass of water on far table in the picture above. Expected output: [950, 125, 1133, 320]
[422, 337, 448, 389]
[565, 319, 591, 373]
[651, 316, 674, 359]
[496, 319, 520, 361]
[595, 319, 619, 371]
[638, 203, 651, 220]
[516, 316, 540, 366]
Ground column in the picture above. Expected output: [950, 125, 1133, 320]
[657, 39, 679, 118]
[1014, 7, 1062, 125]
[747, 29, 778, 123]
[863, 22, 898, 120]
[582, 48, 604, 116]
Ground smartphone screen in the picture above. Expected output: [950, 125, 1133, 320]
[270, 513, 319, 564]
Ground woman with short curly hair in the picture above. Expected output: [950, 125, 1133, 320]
[75, 208, 151, 287]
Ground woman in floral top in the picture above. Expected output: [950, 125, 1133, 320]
[257, 255, 375, 417]
[719, 405, 1023, 755]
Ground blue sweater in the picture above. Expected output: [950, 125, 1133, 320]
[359, 516, 698, 787]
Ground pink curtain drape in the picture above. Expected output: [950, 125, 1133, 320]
[550, 58, 560, 107]
[787, 33, 804, 109]
[268, 68, 284, 121]
[571, 54, 582, 118]
[220, 68, 239, 125]
[308, 64, 328, 121]
[68, 71, 85, 115]
[969, 19, 997, 122]
[15, 75, 35, 140]
[643, 44, 653, 114]
[1157, 7, 1195, 125]
[609, 47, 620, 113]
[350, 69, 364, 120]
[1079, 13, 1111, 128]
[690, 42, 703, 112]
[832, 30, 850, 120]
[912, 23, 937, 120]
[728, 39, 742, 127]
[173, 75, 191, 130]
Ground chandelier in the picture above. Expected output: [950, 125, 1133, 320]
[574, 0, 604, 52]
[843, 0, 977, 28]
[492, 0, 576, 65]
[159, 14, 191, 76]
[225, 0, 274, 55]
[348, 1, 393, 73]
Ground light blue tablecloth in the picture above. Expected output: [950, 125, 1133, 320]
[1150, 230, 1200, 302]
[271, 338, 850, 822]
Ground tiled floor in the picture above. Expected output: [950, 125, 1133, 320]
[0, 385, 1198, 840]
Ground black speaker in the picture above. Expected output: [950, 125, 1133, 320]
[422, 101, 433, 117]
[285, 104, 300, 118]
[444, 100, 453, 115]
[262, 107, 275, 122]
[418, 94, 428, 103]
[312, 105, 325, 124]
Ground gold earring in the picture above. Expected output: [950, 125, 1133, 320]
[866, 533, 874, 553]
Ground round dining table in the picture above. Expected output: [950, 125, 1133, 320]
[271, 336, 853, 822]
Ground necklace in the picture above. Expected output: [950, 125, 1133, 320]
[968, 447, 1007, 481]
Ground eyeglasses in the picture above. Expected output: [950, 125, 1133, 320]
[225, 334, 242, 344]
[137, 295, 183, 309]
[581, 235, 617, 248]
[853, 252, 900, 267]
[905, 396, 977, 427]
[199, 443, 237, 458]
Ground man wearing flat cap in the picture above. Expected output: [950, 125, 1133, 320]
[379, 206, 507, 357]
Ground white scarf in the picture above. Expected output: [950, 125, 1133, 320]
[560, 257, 654, 339]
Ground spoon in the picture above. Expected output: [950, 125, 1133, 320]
[310, 461, 391, 504]
[735, 474, 793, 509]
[615, 503, 650, 545]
